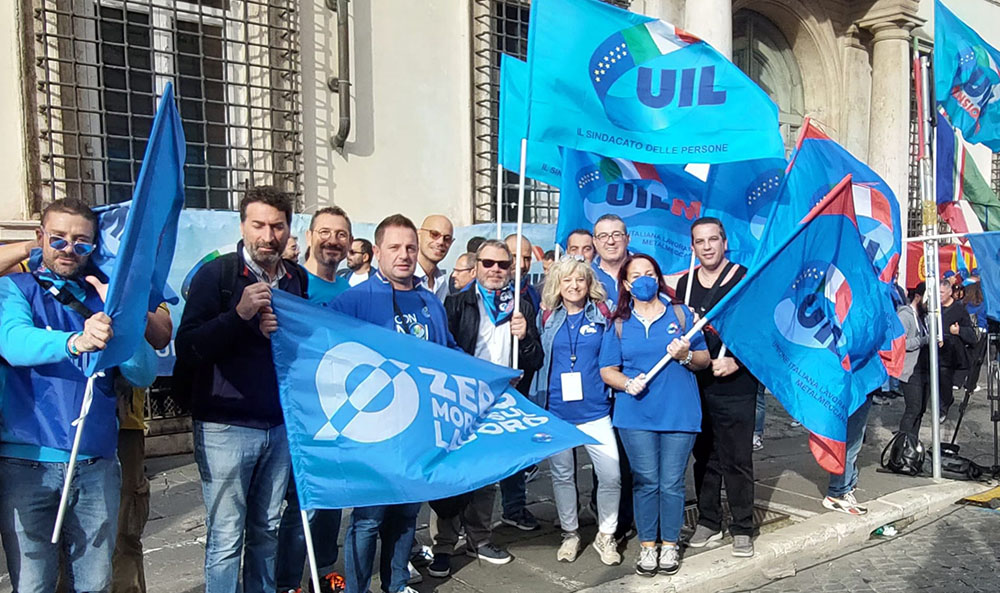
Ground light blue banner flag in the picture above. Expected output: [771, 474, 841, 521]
[499, 55, 562, 187]
[967, 231, 1000, 321]
[556, 147, 784, 275]
[935, 1, 1000, 151]
[526, 0, 784, 164]
[83, 83, 186, 375]
[269, 290, 593, 509]
[705, 177, 893, 474]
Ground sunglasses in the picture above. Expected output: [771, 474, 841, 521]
[420, 228, 455, 245]
[43, 230, 95, 256]
[479, 258, 512, 270]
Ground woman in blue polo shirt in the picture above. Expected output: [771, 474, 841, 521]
[535, 257, 620, 566]
[599, 254, 709, 578]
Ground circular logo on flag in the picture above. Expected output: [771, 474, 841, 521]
[774, 261, 852, 364]
[312, 342, 419, 443]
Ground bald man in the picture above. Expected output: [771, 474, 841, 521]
[416, 215, 455, 302]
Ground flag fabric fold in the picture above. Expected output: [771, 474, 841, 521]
[934, 0, 1000, 151]
[904, 241, 978, 289]
[935, 111, 1000, 234]
[966, 231, 1000, 321]
[499, 55, 562, 187]
[705, 176, 897, 473]
[83, 83, 186, 375]
[526, 0, 784, 164]
[269, 290, 594, 510]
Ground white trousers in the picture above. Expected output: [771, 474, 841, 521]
[548, 415, 620, 535]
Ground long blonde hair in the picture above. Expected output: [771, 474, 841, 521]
[541, 257, 607, 311]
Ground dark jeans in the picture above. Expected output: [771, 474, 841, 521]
[965, 334, 988, 393]
[589, 427, 634, 539]
[499, 471, 526, 519]
[276, 475, 342, 589]
[939, 366, 957, 414]
[692, 391, 756, 537]
[344, 503, 420, 593]
[899, 372, 929, 436]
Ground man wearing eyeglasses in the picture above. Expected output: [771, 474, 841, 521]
[304, 206, 353, 306]
[448, 252, 476, 294]
[0, 198, 158, 593]
[415, 215, 455, 302]
[592, 215, 631, 308]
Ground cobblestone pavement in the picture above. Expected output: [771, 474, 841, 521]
[746, 505, 1000, 593]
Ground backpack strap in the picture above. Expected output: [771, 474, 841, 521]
[217, 252, 241, 306]
[541, 308, 553, 329]
[672, 304, 688, 333]
[615, 317, 623, 339]
[596, 301, 612, 320]
[33, 276, 96, 319]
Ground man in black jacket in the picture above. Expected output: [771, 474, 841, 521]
[938, 278, 977, 419]
[175, 186, 306, 593]
[427, 239, 542, 577]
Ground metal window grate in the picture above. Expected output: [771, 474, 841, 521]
[907, 57, 923, 240]
[471, 0, 629, 226]
[30, 0, 302, 212]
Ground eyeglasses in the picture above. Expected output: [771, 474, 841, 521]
[595, 231, 627, 243]
[348, 250, 364, 256]
[42, 230, 95, 256]
[452, 266, 474, 272]
[478, 258, 512, 270]
[420, 228, 455, 245]
[314, 229, 350, 241]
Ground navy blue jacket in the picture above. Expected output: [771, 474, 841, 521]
[175, 243, 307, 429]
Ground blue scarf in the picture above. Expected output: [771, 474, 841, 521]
[476, 281, 515, 326]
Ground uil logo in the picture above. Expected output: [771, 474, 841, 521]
[774, 262, 852, 370]
[744, 169, 784, 239]
[313, 342, 419, 443]
[950, 44, 1000, 123]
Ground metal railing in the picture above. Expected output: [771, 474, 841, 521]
[30, 0, 303, 212]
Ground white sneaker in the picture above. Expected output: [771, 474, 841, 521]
[406, 561, 422, 585]
[823, 491, 868, 515]
[635, 545, 658, 577]
[591, 532, 621, 566]
[658, 544, 680, 575]
[752, 434, 764, 451]
[557, 531, 581, 562]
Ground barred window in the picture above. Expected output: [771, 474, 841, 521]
[907, 50, 933, 238]
[471, 0, 629, 226]
[31, 0, 301, 211]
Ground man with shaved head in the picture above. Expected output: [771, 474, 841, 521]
[415, 214, 455, 302]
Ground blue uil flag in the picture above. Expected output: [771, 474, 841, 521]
[499, 55, 563, 187]
[269, 291, 593, 509]
[966, 231, 1000, 322]
[526, 0, 784, 164]
[935, 1, 1000, 151]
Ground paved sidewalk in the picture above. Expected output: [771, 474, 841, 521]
[0, 384, 996, 593]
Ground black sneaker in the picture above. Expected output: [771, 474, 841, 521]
[500, 509, 540, 531]
[465, 542, 513, 565]
[427, 553, 451, 578]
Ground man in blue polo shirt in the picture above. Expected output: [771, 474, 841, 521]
[332, 214, 457, 593]
[592, 215, 630, 308]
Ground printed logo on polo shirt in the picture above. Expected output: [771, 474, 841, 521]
[774, 261, 852, 370]
[580, 324, 598, 336]
[666, 322, 679, 334]
[313, 342, 420, 443]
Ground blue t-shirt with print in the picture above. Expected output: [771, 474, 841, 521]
[548, 311, 610, 424]
[307, 271, 350, 307]
[599, 299, 706, 432]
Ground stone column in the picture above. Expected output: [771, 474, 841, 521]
[861, 16, 920, 207]
[636, 0, 684, 26]
[841, 26, 873, 160]
[685, 0, 731, 58]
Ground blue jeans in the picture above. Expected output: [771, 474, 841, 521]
[499, 471, 526, 518]
[276, 474, 342, 588]
[0, 456, 121, 593]
[754, 383, 766, 437]
[344, 503, 421, 593]
[827, 395, 873, 498]
[619, 429, 697, 544]
[193, 421, 291, 593]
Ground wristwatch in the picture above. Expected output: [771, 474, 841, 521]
[679, 350, 693, 366]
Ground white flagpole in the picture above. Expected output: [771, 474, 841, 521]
[51, 374, 96, 543]
[512, 138, 528, 370]
[643, 317, 710, 382]
[683, 251, 697, 306]
[301, 510, 322, 593]
[496, 162, 504, 240]
[718, 344, 728, 359]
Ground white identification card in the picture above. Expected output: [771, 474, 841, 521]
[561, 372, 583, 402]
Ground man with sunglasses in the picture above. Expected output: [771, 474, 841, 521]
[427, 240, 543, 577]
[304, 206, 352, 306]
[0, 198, 158, 593]
[344, 238, 373, 287]
[415, 214, 455, 302]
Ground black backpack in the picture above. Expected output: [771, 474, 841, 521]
[881, 431, 926, 476]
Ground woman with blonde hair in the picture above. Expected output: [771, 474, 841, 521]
[534, 257, 621, 566]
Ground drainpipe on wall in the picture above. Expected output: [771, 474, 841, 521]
[328, 0, 351, 152]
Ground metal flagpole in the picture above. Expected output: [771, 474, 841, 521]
[512, 138, 528, 370]
[916, 47, 943, 479]
[496, 162, 504, 240]
[51, 375, 96, 543]
[301, 510, 322, 593]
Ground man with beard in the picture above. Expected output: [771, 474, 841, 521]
[0, 198, 157, 593]
[176, 186, 307, 593]
[344, 238, 373, 286]
[415, 215, 454, 302]
[304, 206, 352, 305]
[591, 215, 630, 308]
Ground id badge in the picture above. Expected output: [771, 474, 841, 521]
[561, 372, 583, 402]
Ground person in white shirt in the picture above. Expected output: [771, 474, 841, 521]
[415, 215, 454, 302]
[345, 238, 373, 286]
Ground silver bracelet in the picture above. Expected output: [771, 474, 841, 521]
[679, 350, 693, 366]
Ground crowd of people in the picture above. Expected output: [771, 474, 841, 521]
[0, 186, 992, 593]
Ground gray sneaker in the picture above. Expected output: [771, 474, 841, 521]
[732, 535, 754, 557]
[687, 524, 723, 548]
[635, 545, 658, 577]
[658, 544, 680, 575]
